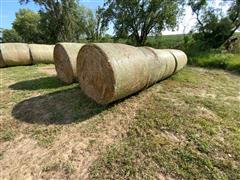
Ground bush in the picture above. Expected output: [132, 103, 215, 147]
[146, 35, 185, 49]
[189, 51, 240, 72]
[2, 29, 22, 43]
[231, 40, 240, 54]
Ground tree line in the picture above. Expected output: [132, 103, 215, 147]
[2, 0, 106, 43]
[2, 0, 240, 49]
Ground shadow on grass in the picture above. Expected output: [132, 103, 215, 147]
[12, 87, 109, 124]
[9, 77, 66, 90]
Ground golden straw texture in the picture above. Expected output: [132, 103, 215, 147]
[29, 44, 54, 64]
[0, 43, 31, 67]
[77, 43, 188, 104]
[54, 43, 85, 84]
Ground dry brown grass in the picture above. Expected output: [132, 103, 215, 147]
[0, 64, 239, 179]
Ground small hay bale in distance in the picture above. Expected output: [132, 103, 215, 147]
[29, 44, 54, 64]
[77, 43, 188, 104]
[0, 43, 32, 67]
[54, 43, 85, 84]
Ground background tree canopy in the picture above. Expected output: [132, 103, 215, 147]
[189, 0, 240, 48]
[2, 29, 22, 43]
[17, 0, 107, 43]
[19, 0, 82, 43]
[102, 0, 185, 45]
[77, 6, 108, 41]
[1, 0, 239, 50]
[12, 8, 41, 43]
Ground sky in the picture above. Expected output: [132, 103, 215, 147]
[0, 0, 218, 35]
[0, 0, 105, 27]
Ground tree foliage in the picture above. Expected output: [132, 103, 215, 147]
[93, 7, 108, 40]
[12, 8, 42, 43]
[77, 6, 107, 40]
[77, 6, 96, 40]
[19, 0, 106, 43]
[2, 29, 22, 43]
[20, 0, 81, 43]
[102, 0, 185, 45]
[189, 0, 240, 48]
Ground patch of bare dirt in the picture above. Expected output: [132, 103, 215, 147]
[155, 172, 175, 180]
[38, 65, 56, 76]
[0, 88, 152, 179]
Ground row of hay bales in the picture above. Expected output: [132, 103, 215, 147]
[0, 43, 54, 67]
[0, 42, 187, 104]
[54, 43, 188, 104]
[54, 43, 84, 84]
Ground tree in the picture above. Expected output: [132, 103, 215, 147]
[77, 6, 96, 40]
[12, 8, 42, 43]
[94, 7, 108, 40]
[189, 0, 240, 48]
[77, 6, 108, 40]
[102, 0, 185, 45]
[20, 0, 81, 43]
[2, 29, 22, 43]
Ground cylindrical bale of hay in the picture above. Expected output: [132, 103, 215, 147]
[166, 49, 188, 72]
[29, 44, 54, 64]
[0, 47, 6, 68]
[138, 47, 176, 81]
[54, 43, 85, 84]
[0, 43, 31, 66]
[77, 43, 188, 104]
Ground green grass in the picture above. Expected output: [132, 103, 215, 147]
[0, 128, 16, 142]
[25, 126, 62, 147]
[188, 51, 240, 73]
[1, 64, 134, 178]
[90, 68, 240, 179]
[0, 153, 3, 160]
[235, 32, 240, 38]
[146, 34, 185, 49]
[0, 64, 106, 147]
[92, 34, 185, 49]
[1, 62, 240, 179]
[144, 33, 240, 72]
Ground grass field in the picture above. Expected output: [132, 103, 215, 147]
[146, 34, 185, 49]
[0, 64, 239, 179]
[188, 52, 240, 73]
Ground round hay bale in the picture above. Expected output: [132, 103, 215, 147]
[29, 44, 54, 64]
[0, 47, 6, 68]
[54, 43, 85, 84]
[0, 43, 31, 67]
[77, 43, 188, 104]
[139, 47, 176, 80]
[166, 49, 188, 72]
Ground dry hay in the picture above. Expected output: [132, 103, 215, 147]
[29, 44, 54, 64]
[77, 43, 188, 104]
[54, 43, 85, 84]
[0, 43, 32, 67]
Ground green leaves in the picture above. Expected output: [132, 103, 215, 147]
[103, 0, 184, 45]
[190, 0, 240, 49]
[17, 0, 106, 43]
[12, 8, 42, 43]
[2, 29, 22, 43]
